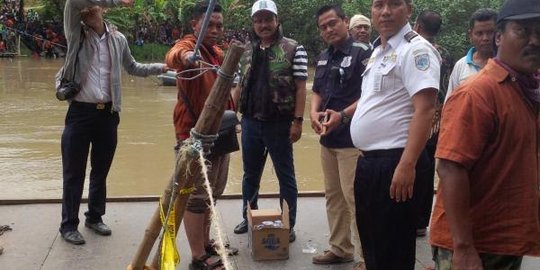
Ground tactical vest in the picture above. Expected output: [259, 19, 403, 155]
[239, 37, 298, 116]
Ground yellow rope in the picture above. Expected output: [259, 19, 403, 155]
[179, 186, 196, 195]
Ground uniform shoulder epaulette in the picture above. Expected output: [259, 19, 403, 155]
[352, 42, 369, 51]
[404, 31, 419, 42]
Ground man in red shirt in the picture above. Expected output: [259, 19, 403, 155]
[430, 0, 540, 269]
[164, 1, 236, 269]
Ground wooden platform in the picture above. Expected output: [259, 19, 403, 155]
[0, 197, 539, 270]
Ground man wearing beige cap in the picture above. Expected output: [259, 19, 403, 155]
[349, 14, 372, 45]
[233, 0, 308, 243]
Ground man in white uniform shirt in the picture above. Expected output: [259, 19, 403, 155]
[349, 0, 440, 268]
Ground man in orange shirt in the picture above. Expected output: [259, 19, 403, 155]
[165, 1, 236, 269]
[430, 0, 540, 269]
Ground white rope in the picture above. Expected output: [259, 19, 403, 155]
[176, 60, 219, 81]
[196, 149, 231, 269]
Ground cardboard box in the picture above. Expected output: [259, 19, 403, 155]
[247, 201, 290, 261]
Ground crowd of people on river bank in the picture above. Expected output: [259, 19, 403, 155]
[132, 19, 250, 49]
[0, 0, 22, 54]
[47, 0, 540, 270]
[1, 0, 67, 57]
[1, 0, 249, 58]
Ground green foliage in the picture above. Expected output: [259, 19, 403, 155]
[37, 0, 64, 21]
[413, 0, 504, 60]
[129, 43, 171, 61]
[226, 0, 368, 60]
[219, 0, 249, 34]
[104, 7, 138, 39]
[36, 0, 505, 63]
[278, 0, 328, 56]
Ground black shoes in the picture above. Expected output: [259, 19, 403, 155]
[234, 219, 248, 234]
[61, 230, 86, 245]
[61, 221, 110, 245]
[289, 229, 296, 243]
[85, 221, 112, 236]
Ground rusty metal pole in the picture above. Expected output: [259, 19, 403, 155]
[128, 42, 244, 270]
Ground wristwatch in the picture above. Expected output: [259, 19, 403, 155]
[340, 110, 351, 124]
[293, 116, 304, 123]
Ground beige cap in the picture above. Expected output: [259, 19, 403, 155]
[349, 14, 371, 30]
[251, 0, 278, 17]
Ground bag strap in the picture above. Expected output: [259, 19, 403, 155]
[178, 89, 198, 121]
[61, 28, 85, 82]
[178, 87, 235, 123]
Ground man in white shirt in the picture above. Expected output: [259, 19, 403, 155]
[445, 8, 497, 102]
[350, 0, 440, 268]
[57, 2, 168, 245]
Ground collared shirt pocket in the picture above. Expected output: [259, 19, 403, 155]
[313, 66, 327, 92]
[378, 62, 397, 92]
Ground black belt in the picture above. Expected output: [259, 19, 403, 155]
[362, 148, 404, 158]
[71, 101, 112, 110]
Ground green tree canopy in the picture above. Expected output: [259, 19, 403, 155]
[37, 0, 505, 61]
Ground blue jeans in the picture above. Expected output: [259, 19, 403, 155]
[241, 117, 297, 228]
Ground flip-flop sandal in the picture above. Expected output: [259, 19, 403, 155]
[189, 254, 224, 270]
[206, 239, 239, 256]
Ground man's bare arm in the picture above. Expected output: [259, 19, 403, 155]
[390, 88, 436, 202]
[438, 159, 482, 269]
[290, 79, 306, 142]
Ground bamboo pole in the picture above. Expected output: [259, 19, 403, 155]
[128, 42, 245, 270]
[150, 187, 189, 268]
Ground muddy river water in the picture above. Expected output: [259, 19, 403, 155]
[0, 57, 325, 200]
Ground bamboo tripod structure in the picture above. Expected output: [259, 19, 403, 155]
[127, 42, 245, 270]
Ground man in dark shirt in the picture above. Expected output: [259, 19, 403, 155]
[310, 4, 372, 269]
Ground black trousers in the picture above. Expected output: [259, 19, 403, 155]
[417, 134, 437, 230]
[355, 148, 430, 270]
[60, 101, 118, 233]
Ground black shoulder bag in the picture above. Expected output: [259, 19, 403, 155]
[179, 90, 240, 158]
[56, 32, 84, 101]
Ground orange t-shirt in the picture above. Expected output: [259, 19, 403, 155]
[165, 35, 233, 140]
[430, 59, 540, 256]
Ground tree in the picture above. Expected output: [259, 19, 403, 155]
[414, 0, 504, 60]
[40, 0, 64, 21]
[226, 0, 367, 60]
[37, 0, 505, 62]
